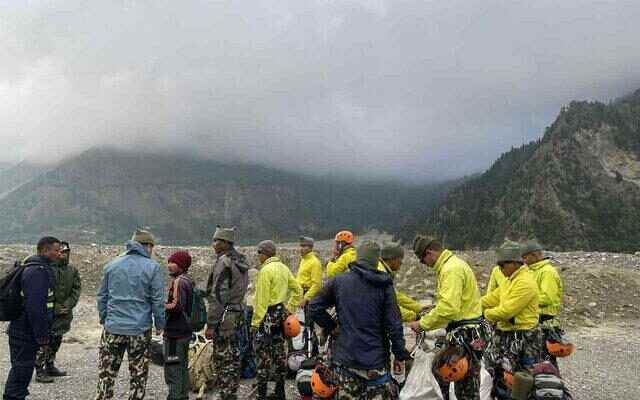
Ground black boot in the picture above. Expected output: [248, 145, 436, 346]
[256, 383, 268, 400]
[46, 363, 67, 377]
[274, 380, 286, 400]
[35, 368, 54, 383]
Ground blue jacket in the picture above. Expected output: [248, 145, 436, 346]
[97, 241, 166, 336]
[8, 255, 55, 344]
[310, 261, 410, 370]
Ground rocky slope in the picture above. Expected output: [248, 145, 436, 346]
[0, 148, 448, 244]
[412, 89, 640, 252]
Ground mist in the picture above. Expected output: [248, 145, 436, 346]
[2, 1, 640, 181]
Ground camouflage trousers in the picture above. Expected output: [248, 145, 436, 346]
[436, 327, 483, 400]
[35, 335, 63, 370]
[336, 367, 397, 400]
[94, 329, 151, 400]
[210, 335, 241, 400]
[255, 305, 288, 387]
[484, 327, 544, 399]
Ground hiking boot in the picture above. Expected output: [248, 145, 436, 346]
[35, 370, 54, 383]
[46, 364, 67, 377]
[256, 383, 268, 400]
[274, 380, 286, 400]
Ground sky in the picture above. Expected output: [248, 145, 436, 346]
[2, 0, 640, 182]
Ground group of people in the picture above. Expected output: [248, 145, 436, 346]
[2, 227, 565, 400]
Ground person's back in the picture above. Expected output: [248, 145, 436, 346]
[95, 231, 165, 400]
[98, 240, 165, 336]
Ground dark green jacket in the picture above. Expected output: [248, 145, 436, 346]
[52, 261, 81, 335]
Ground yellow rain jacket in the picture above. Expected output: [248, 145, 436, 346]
[419, 250, 482, 331]
[326, 246, 357, 279]
[377, 261, 424, 322]
[486, 265, 507, 295]
[252, 257, 303, 328]
[528, 259, 563, 327]
[482, 265, 539, 331]
[297, 251, 323, 301]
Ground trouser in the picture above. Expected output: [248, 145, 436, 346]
[484, 327, 544, 400]
[436, 327, 483, 400]
[337, 367, 396, 400]
[164, 337, 190, 400]
[3, 336, 39, 400]
[211, 335, 241, 400]
[255, 304, 288, 396]
[94, 329, 151, 400]
[35, 335, 63, 371]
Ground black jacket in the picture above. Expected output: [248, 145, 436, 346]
[165, 274, 194, 339]
[8, 255, 55, 344]
[310, 261, 410, 370]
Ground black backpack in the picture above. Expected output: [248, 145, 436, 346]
[0, 261, 27, 321]
[532, 373, 572, 400]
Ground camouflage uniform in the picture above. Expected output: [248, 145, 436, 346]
[336, 367, 397, 400]
[484, 327, 544, 399]
[94, 329, 151, 400]
[35, 335, 63, 371]
[206, 247, 249, 400]
[255, 305, 288, 393]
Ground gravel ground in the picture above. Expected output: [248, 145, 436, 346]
[2, 301, 638, 399]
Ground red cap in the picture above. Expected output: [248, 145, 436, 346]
[168, 251, 192, 272]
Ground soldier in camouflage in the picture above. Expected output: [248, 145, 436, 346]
[35, 241, 81, 383]
[205, 226, 250, 400]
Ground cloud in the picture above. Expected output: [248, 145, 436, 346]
[2, 0, 640, 181]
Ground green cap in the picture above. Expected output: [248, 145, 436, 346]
[213, 226, 236, 243]
[357, 240, 381, 268]
[496, 240, 523, 264]
[381, 242, 404, 260]
[520, 240, 543, 256]
[412, 235, 431, 259]
[257, 240, 277, 257]
[132, 229, 155, 246]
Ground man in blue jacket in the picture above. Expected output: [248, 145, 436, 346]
[310, 241, 411, 399]
[95, 229, 166, 400]
[4, 236, 61, 400]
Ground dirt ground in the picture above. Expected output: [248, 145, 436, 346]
[2, 241, 640, 399]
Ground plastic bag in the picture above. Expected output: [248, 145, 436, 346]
[399, 346, 444, 400]
[448, 361, 493, 400]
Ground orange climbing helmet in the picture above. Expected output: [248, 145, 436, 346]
[503, 371, 514, 388]
[334, 230, 354, 244]
[283, 314, 302, 338]
[432, 346, 470, 382]
[546, 340, 575, 358]
[311, 365, 337, 398]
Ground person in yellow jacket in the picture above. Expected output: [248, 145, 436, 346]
[297, 236, 323, 308]
[326, 230, 357, 278]
[482, 241, 544, 397]
[408, 236, 483, 400]
[252, 240, 303, 400]
[378, 242, 426, 322]
[521, 240, 564, 367]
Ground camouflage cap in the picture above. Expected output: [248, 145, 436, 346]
[132, 229, 155, 246]
[299, 236, 314, 247]
[496, 240, 523, 264]
[357, 240, 381, 267]
[381, 242, 405, 260]
[257, 240, 277, 257]
[520, 240, 544, 256]
[213, 226, 236, 243]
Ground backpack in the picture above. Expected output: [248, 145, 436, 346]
[189, 287, 208, 333]
[188, 335, 216, 399]
[0, 262, 27, 321]
[532, 373, 570, 400]
[236, 305, 257, 379]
